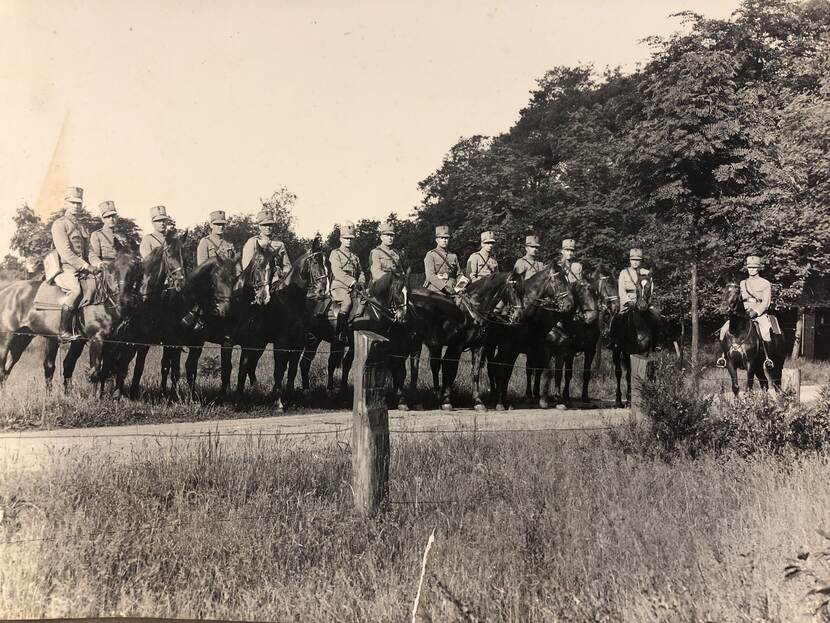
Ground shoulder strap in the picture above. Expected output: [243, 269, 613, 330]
[98, 229, 114, 247]
[430, 248, 450, 272]
[375, 246, 397, 263]
[151, 232, 164, 245]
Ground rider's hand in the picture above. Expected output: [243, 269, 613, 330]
[748, 310, 758, 319]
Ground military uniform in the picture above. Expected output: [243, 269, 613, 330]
[196, 211, 236, 266]
[241, 210, 291, 277]
[89, 201, 123, 266]
[514, 235, 544, 279]
[139, 206, 170, 259]
[369, 221, 401, 282]
[559, 239, 579, 283]
[424, 248, 460, 294]
[330, 222, 365, 338]
[466, 252, 498, 282]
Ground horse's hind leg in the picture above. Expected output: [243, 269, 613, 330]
[4, 334, 34, 380]
[300, 333, 320, 392]
[582, 345, 596, 403]
[562, 352, 575, 403]
[129, 345, 148, 399]
[43, 338, 60, 389]
[471, 346, 486, 411]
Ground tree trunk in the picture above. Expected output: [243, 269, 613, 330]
[791, 307, 803, 359]
[690, 261, 699, 391]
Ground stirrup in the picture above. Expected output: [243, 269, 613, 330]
[764, 357, 774, 369]
[715, 356, 727, 369]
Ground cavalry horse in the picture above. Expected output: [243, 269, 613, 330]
[610, 271, 657, 407]
[116, 232, 189, 399]
[233, 248, 328, 409]
[718, 277, 785, 396]
[406, 271, 524, 411]
[0, 250, 142, 394]
[489, 265, 575, 410]
[545, 270, 620, 405]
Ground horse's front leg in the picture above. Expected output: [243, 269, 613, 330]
[612, 347, 623, 407]
[562, 352, 575, 404]
[582, 344, 596, 403]
[62, 340, 86, 394]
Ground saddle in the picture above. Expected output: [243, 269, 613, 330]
[33, 275, 100, 311]
[313, 294, 365, 324]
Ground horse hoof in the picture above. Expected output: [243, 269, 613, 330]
[495, 403, 506, 411]
[614, 400, 623, 408]
[555, 403, 567, 411]
[397, 403, 409, 412]
[581, 395, 590, 404]
[441, 403, 453, 411]
[474, 403, 487, 412]
[539, 398, 550, 409]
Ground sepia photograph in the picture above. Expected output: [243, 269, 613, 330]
[0, 0, 829, 620]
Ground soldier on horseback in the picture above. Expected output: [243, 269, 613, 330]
[559, 239, 579, 283]
[50, 187, 98, 342]
[423, 225, 461, 295]
[369, 221, 402, 283]
[719, 255, 778, 345]
[609, 248, 661, 345]
[513, 235, 544, 279]
[330, 221, 366, 341]
[241, 210, 291, 281]
[196, 210, 236, 266]
[466, 231, 499, 283]
[139, 206, 170, 259]
[89, 201, 124, 268]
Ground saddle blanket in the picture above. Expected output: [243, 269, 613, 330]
[33, 276, 98, 311]
[719, 314, 781, 341]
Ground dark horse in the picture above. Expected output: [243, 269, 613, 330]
[718, 278, 785, 396]
[353, 268, 411, 409]
[490, 265, 575, 410]
[546, 270, 620, 405]
[0, 251, 142, 393]
[233, 248, 328, 409]
[610, 271, 657, 407]
[406, 271, 524, 411]
[117, 232, 189, 399]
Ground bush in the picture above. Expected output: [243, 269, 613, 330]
[621, 356, 830, 459]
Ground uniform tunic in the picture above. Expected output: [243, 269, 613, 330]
[369, 245, 401, 282]
[196, 234, 236, 266]
[559, 258, 579, 284]
[423, 247, 460, 294]
[139, 231, 166, 259]
[89, 228, 123, 266]
[618, 267, 653, 310]
[329, 247, 365, 305]
[514, 255, 545, 280]
[51, 213, 91, 300]
[743, 275, 774, 339]
[241, 237, 291, 276]
[466, 251, 499, 282]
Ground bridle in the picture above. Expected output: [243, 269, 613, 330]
[528, 267, 572, 312]
[482, 275, 523, 325]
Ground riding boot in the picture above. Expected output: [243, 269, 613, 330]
[59, 305, 80, 342]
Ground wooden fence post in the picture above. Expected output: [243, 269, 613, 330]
[630, 355, 654, 421]
[352, 330, 390, 516]
[781, 368, 801, 404]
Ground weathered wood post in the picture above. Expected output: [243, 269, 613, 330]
[630, 355, 654, 421]
[781, 368, 801, 404]
[352, 330, 390, 515]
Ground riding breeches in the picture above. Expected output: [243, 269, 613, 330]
[331, 288, 352, 315]
[54, 270, 83, 308]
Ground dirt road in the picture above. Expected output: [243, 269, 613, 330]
[0, 405, 629, 472]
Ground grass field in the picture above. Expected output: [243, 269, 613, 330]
[0, 336, 826, 431]
[2, 430, 829, 621]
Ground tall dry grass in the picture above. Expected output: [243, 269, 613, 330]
[1, 430, 829, 621]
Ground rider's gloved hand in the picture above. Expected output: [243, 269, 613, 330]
[748, 310, 758, 319]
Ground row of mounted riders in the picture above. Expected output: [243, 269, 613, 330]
[0, 235, 785, 412]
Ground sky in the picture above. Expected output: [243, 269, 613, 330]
[0, 0, 741, 256]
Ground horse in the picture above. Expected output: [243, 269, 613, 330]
[116, 232, 189, 399]
[353, 268, 412, 409]
[179, 256, 239, 398]
[234, 248, 328, 410]
[0, 250, 142, 394]
[718, 278, 786, 396]
[547, 270, 620, 405]
[610, 271, 658, 407]
[406, 271, 524, 411]
[487, 265, 575, 410]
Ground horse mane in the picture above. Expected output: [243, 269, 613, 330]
[188, 256, 237, 314]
